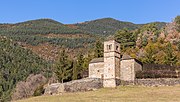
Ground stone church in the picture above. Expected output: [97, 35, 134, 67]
[89, 40, 142, 87]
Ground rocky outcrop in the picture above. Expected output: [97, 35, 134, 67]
[44, 78, 103, 95]
[12, 74, 47, 100]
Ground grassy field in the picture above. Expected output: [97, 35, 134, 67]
[15, 85, 180, 102]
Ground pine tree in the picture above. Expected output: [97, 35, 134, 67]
[82, 57, 90, 70]
[54, 49, 72, 83]
[72, 61, 78, 80]
[114, 28, 136, 48]
[94, 40, 103, 58]
[76, 53, 84, 78]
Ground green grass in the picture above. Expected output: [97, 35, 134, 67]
[15, 85, 180, 102]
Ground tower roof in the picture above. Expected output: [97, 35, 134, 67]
[90, 58, 104, 63]
[104, 39, 119, 43]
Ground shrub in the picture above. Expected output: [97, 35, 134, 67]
[33, 85, 45, 96]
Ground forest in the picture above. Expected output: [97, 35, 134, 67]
[0, 37, 51, 101]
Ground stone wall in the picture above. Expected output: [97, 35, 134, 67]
[115, 57, 121, 79]
[44, 78, 103, 95]
[44, 78, 180, 96]
[120, 59, 134, 81]
[89, 62, 104, 78]
[121, 78, 180, 86]
[120, 59, 142, 81]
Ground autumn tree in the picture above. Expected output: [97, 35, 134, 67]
[178, 41, 180, 51]
[163, 43, 178, 66]
[136, 23, 160, 48]
[142, 43, 157, 63]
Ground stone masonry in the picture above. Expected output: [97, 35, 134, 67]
[120, 58, 142, 81]
[103, 40, 121, 87]
[89, 40, 142, 87]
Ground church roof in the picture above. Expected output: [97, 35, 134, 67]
[90, 58, 104, 63]
[121, 54, 143, 65]
[121, 54, 133, 60]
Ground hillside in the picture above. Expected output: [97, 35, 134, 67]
[0, 18, 166, 37]
[0, 19, 84, 35]
[0, 18, 169, 62]
[0, 18, 166, 49]
[0, 36, 51, 101]
[75, 18, 166, 36]
[0, 19, 96, 57]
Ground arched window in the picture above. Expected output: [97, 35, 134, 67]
[116, 46, 119, 51]
[107, 44, 112, 50]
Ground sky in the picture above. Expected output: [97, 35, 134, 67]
[0, 0, 180, 24]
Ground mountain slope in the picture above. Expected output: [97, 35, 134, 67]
[0, 18, 166, 37]
[0, 19, 84, 36]
[0, 19, 95, 50]
[75, 18, 166, 36]
[145, 22, 166, 30]
[75, 18, 141, 36]
[0, 36, 51, 101]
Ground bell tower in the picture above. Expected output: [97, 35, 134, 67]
[103, 40, 121, 87]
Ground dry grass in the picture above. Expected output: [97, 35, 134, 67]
[15, 85, 180, 102]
